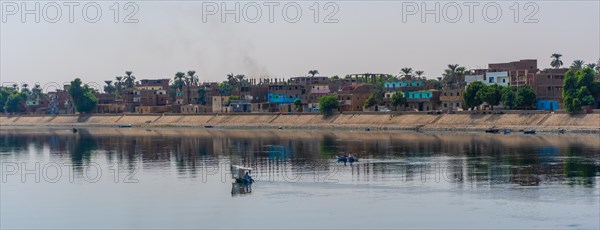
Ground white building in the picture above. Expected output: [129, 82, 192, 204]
[465, 72, 510, 87]
[465, 75, 484, 85]
[485, 71, 510, 86]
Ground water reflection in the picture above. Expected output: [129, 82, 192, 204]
[0, 128, 598, 188]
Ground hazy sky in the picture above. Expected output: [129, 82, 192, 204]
[1, 1, 599, 90]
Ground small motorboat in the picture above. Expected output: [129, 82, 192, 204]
[118, 124, 132, 128]
[204, 125, 214, 128]
[336, 155, 358, 164]
[231, 165, 254, 184]
[348, 156, 358, 163]
[558, 128, 566, 134]
[72, 128, 78, 133]
[485, 128, 500, 133]
[523, 130, 536, 134]
[503, 129, 511, 135]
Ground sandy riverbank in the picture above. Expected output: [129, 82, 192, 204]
[1, 113, 599, 134]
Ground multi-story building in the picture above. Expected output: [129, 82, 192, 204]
[384, 80, 426, 91]
[289, 76, 330, 86]
[440, 88, 465, 111]
[534, 68, 568, 110]
[405, 90, 441, 111]
[267, 84, 306, 104]
[338, 84, 375, 111]
[489, 59, 538, 86]
[138, 79, 170, 90]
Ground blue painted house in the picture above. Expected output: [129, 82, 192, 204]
[384, 80, 424, 90]
[536, 100, 560, 111]
[268, 93, 300, 104]
[267, 84, 305, 104]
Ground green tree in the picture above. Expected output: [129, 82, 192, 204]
[0, 88, 13, 112]
[501, 86, 516, 109]
[114, 76, 123, 99]
[103, 80, 115, 95]
[477, 84, 503, 110]
[577, 67, 597, 94]
[4, 92, 27, 113]
[515, 85, 536, 109]
[564, 67, 598, 112]
[390, 92, 405, 111]
[174, 72, 187, 90]
[294, 99, 302, 111]
[563, 69, 578, 112]
[400, 68, 413, 79]
[68, 78, 98, 113]
[124, 71, 135, 88]
[571, 60, 585, 70]
[308, 70, 319, 77]
[443, 64, 468, 87]
[318, 95, 339, 115]
[463, 81, 485, 109]
[551, 53, 563, 68]
[186, 70, 198, 104]
[426, 79, 443, 90]
[577, 86, 594, 106]
[415, 70, 425, 79]
[364, 94, 376, 108]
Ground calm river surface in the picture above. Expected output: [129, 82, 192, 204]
[1, 127, 599, 229]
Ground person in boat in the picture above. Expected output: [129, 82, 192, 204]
[348, 154, 356, 163]
[243, 171, 254, 183]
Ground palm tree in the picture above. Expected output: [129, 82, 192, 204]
[174, 72, 187, 90]
[585, 63, 597, 70]
[227, 73, 238, 86]
[185, 70, 198, 104]
[187, 70, 199, 86]
[235, 74, 246, 86]
[443, 64, 467, 87]
[308, 70, 319, 77]
[103, 80, 115, 95]
[124, 71, 135, 88]
[114, 76, 123, 99]
[550, 53, 563, 69]
[400, 68, 413, 79]
[32, 84, 43, 100]
[21, 83, 29, 93]
[415, 70, 425, 79]
[571, 60, 585, 70]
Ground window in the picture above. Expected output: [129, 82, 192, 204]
[502, 79, 506, 83]
[444, 103, 447, 107]
[456, 103, 460, 107]
[457, 92, 460, 96]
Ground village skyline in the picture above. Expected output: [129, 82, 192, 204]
[2, 55, 599, 88]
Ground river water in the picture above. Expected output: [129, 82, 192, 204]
[1, 127, 598, 229]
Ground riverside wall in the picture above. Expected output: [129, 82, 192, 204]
[1, 113, 599, 133]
